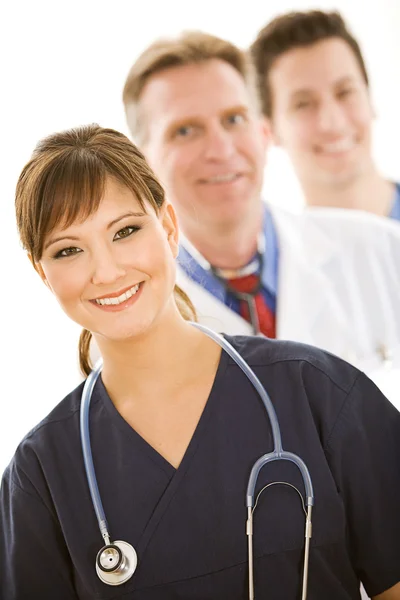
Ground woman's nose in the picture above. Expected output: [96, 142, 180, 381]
[90, 247, 126, 286]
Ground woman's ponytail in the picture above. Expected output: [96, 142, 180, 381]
[79, 329, 93, 377]
[173, 284, 197, 322]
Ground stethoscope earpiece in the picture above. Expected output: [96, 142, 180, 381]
[95, 541, 137, 586]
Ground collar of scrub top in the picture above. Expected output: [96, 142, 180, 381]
[177, 205, 279, 307]
[81, 323, 314, 597]
[389, 182, 400, 221]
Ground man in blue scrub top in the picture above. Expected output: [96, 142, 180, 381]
[250, 10, 400, 221]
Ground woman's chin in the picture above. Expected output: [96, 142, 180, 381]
[93, 317, 157, 345]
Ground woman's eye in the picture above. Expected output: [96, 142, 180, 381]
[54, 247, 81, 259]
[114, 226, 140, 241]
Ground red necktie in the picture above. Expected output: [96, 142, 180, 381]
[227, 273, 276, 338]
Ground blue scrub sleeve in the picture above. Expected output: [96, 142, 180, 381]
[0, 470, 79, 600]
[325, 372, 400, 598]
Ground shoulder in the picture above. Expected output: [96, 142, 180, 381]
[223, 335, 399, 454]
[303, 206, 400, 241]
[269, 204, 400, 239]
[23, 380, 84, 440]
[224, 334, 360, 395]
[3, 381, 85, 490]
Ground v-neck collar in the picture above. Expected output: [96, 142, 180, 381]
[95, 347, 230, 479]
[93, 348, 230, 570]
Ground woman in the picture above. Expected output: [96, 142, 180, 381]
[1, 124, 399, 600]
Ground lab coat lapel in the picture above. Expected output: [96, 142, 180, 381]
[176, 265, 252, 335]
[176, 217, 349, 351]
[270, 207, 351, 352]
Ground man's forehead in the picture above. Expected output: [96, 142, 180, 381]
[140, 59, 251, 120]
[270, 39, 364, 92]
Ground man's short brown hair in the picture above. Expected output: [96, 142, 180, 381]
[250, 10, 369, 118]
[123, 31, 259, 143]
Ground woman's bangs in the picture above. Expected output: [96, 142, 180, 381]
[38, 153, 106, 255]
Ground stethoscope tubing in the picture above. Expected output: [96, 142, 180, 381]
[80, 323, 314, 595]
[80, 360, 110, 544]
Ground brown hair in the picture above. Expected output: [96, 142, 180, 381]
[250, 10, 370, 118]
[15, 124, 196, 377]
[123, 30, 260, 143]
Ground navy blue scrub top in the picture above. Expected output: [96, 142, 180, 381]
[1, 336, 400, 600]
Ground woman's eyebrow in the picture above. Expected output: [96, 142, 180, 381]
[106, 211, 145, 230]
[44, 234, 80, 251]
[44, 211, 146, 251]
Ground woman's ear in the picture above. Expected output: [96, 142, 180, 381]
[29, 256, 51, 289]
[161, 202, 179, 258]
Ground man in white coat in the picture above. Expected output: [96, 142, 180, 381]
[122, 31, 400, 406]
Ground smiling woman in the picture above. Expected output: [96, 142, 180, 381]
[2, 124, 400, 600]
[15, 124, 196, 375]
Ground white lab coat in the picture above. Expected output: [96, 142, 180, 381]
[176, 207, 400, 409]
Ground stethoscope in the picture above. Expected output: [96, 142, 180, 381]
[180, 235, 266, 335]
[80, 323, 314, 598]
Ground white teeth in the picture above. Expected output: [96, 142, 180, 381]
[95, 283, 140, 306]
[206, 173, 238, 183]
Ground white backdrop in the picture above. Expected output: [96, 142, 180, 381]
[1, 0, 399, 472]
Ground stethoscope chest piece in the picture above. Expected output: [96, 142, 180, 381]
[82, 324, 314, 597]
[96, 541, 137, 586]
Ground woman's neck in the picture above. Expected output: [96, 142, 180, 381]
[94, 310, 220, 407]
